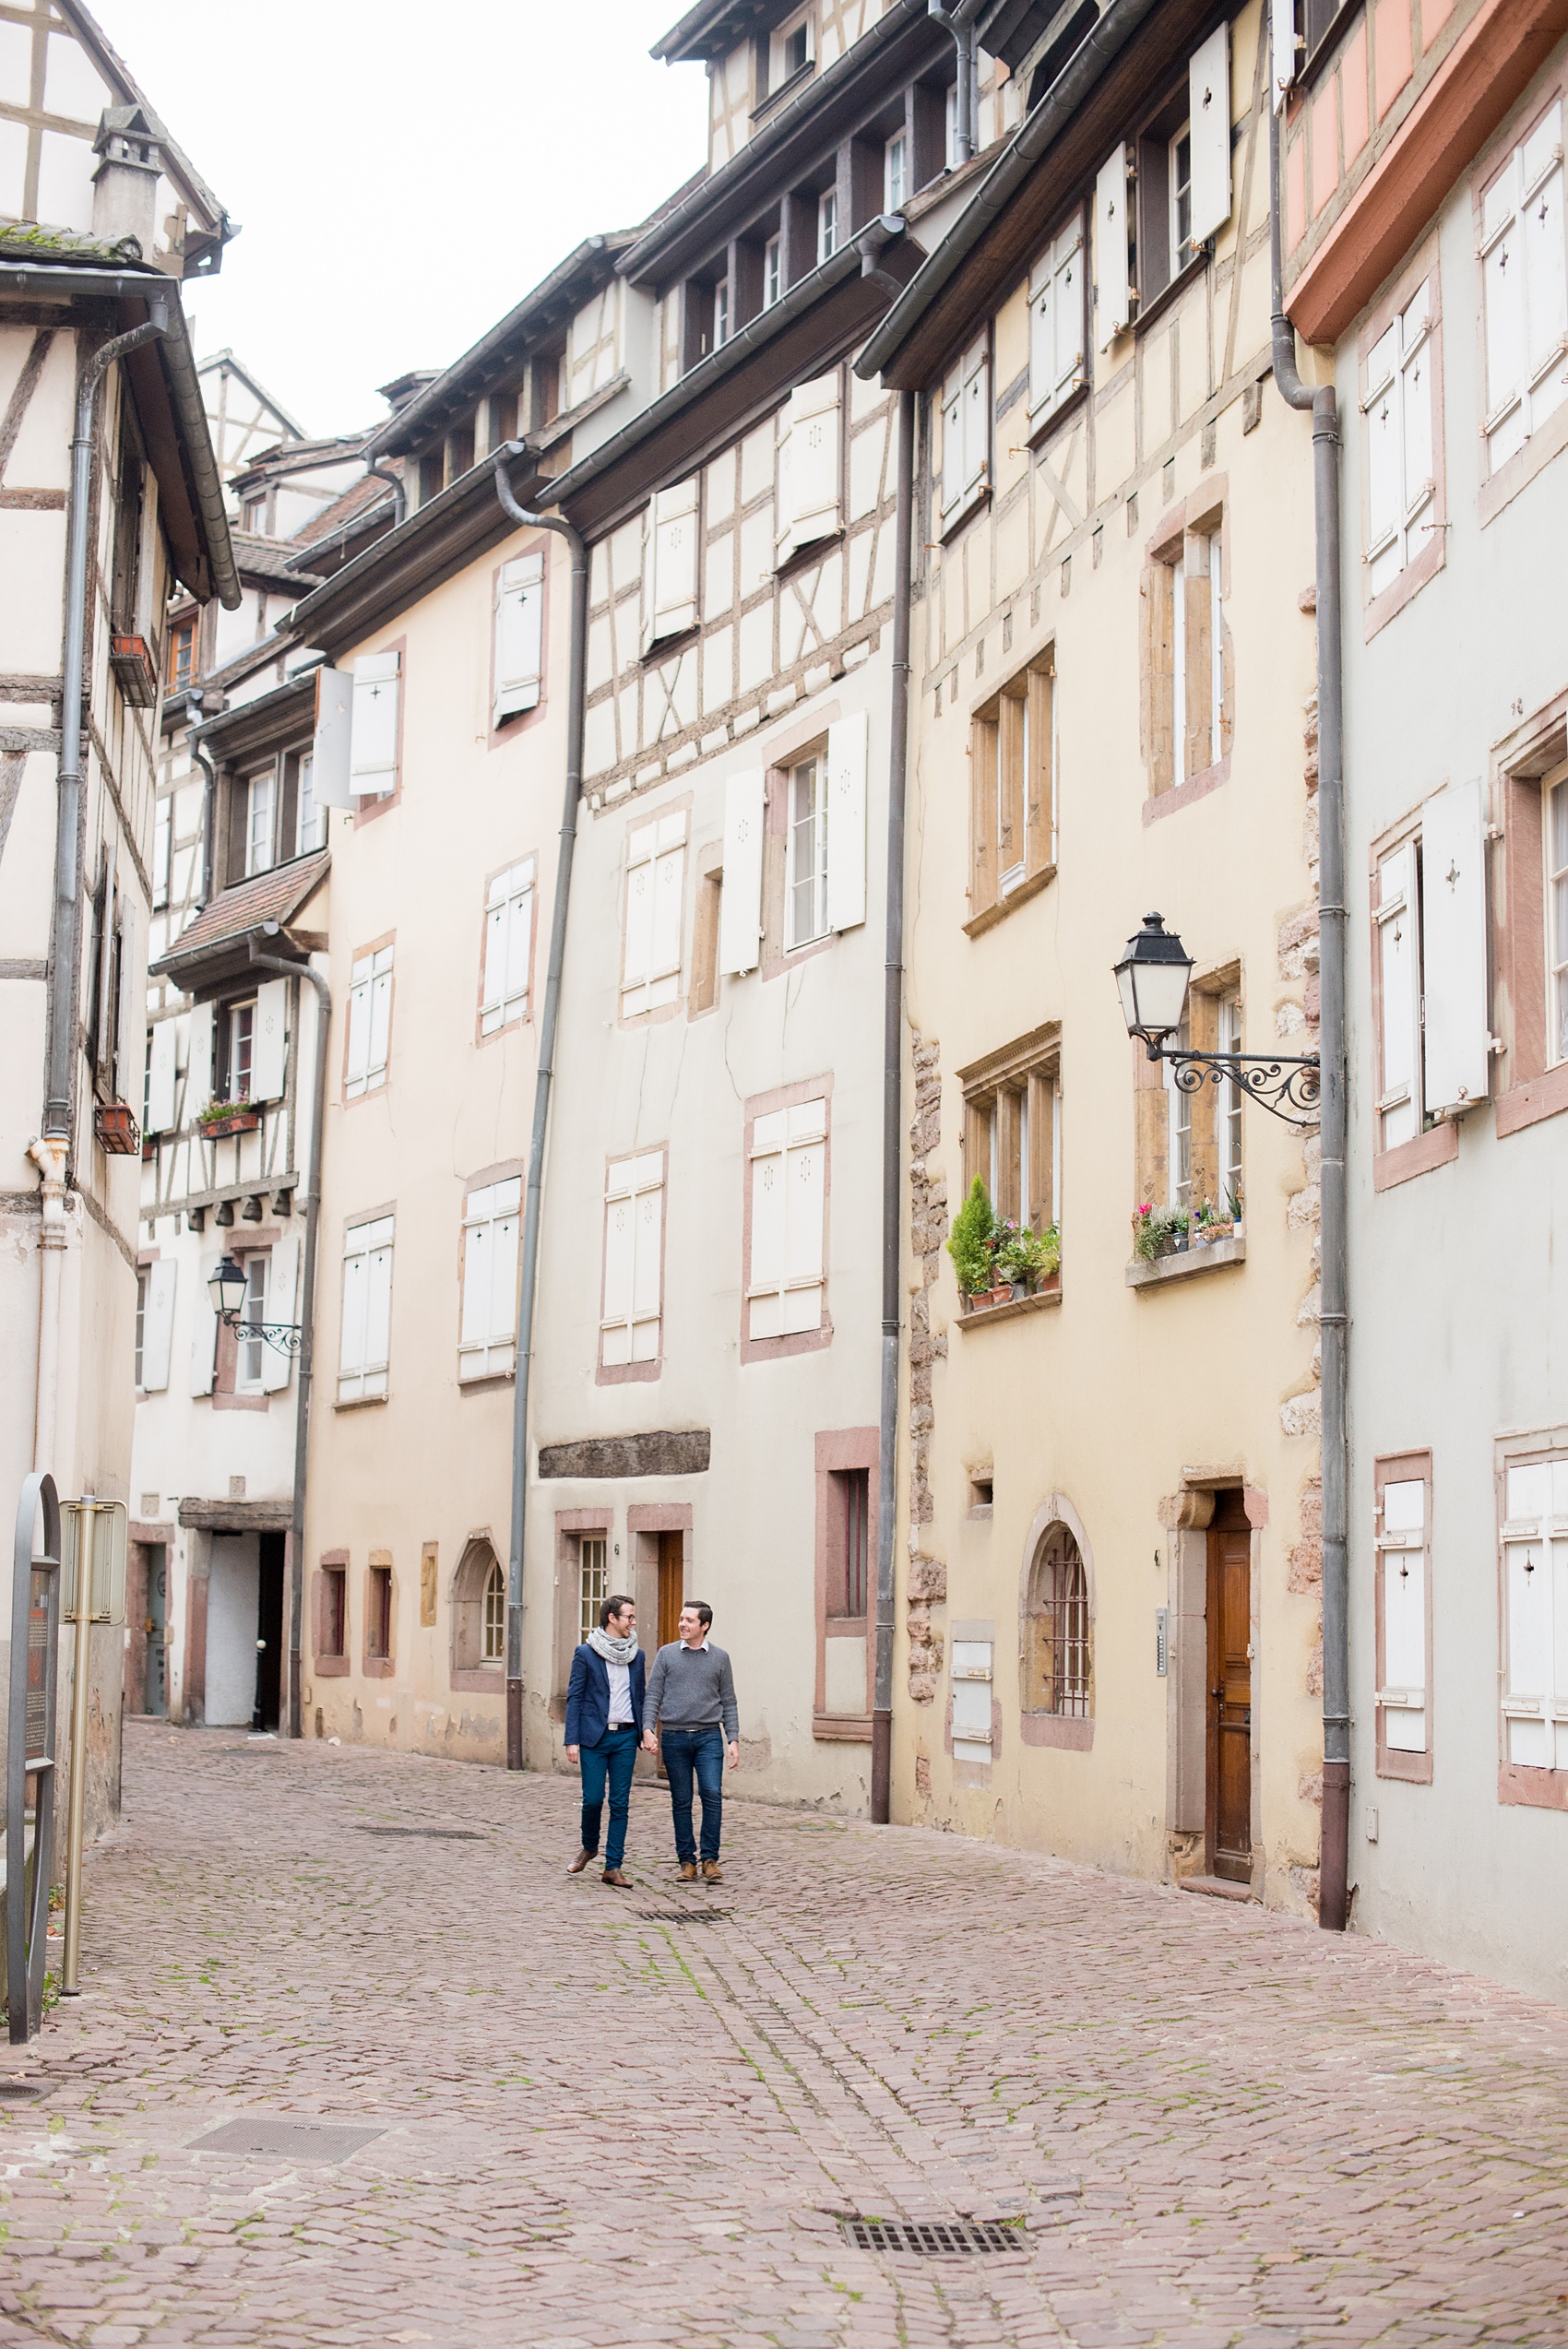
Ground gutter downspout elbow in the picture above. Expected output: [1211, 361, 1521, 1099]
[494, 444, 588, 1772]
[873, 387, 916, 1825]
[364, 457, 406, 528]
[247, 938, 331, 1742]
[1271, 93, 1350, 1934]
[857, 213, 909, 297]
[928, 0, 982, 164]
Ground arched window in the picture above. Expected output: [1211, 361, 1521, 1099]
[482, 1557, 505, 1662]
[1024, 1524, 1090, 1717]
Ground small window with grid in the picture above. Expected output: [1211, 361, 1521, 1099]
[577, 1535, 608, 1641]
[483, 1558, 505, 1663]
[1025, 1525, 1090, 1718]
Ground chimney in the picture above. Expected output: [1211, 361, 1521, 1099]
[91, 106, 161, 255]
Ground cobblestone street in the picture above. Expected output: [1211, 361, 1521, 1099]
[0, 1726, 1565, 2348]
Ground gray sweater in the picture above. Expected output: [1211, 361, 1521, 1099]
[643, 1640, 739, 1739]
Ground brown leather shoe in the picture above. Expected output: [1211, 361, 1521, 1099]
[601, 1868, 632, 1888]
[567, 1848, 593, 1874]
[679, 1860, 698, 1881]
[702, 1859, 724, 1883]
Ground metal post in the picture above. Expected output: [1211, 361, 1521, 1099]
[59, 1502, 95, 1997]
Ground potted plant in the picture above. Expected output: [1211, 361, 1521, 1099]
[995, 1222, 1061, 1298]
[197, 1097, 260, 1139]
[1226, 1183, 1243, 1241]
[947, 1177, 998, 1308]
[1133, 1203, 1190, 1263]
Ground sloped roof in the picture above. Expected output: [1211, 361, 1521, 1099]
[152, 850, 328, 983]
[231, 531, 325, 588]
[59, 0, 235, 265]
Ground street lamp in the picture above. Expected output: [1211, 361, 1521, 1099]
[1112, 911, 1322, 1127]
[208, 1252, 303, 1356]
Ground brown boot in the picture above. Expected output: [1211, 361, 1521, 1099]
[601, 1868, 632, 1889]
[679, 1860, 698, 1881]
[567, 1848, 593, 1874]
[702, 1859, 724, 1884]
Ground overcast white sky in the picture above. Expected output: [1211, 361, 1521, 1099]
[89, 2, 710, 439]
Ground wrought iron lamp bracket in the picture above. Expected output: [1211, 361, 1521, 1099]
[1146, 1042, 1322, 1129]
[222, 1316, 303, 1358]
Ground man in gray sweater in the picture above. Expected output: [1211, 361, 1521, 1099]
[640, 1600, 739, 1882]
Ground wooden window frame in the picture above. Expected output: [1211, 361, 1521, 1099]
[1358, 241, 1446, 639]
[1142, 490, 1231, 816]
[363, 1554, 395, 1679]
[813, 1427, 877, 1739]
[958, 1022, 1062, 1243]
[741, 1074, 833, 1366]
[1373, 1450, 1434, 1784]
[450, 1534, 507, 1692]
[313, 1552, 350, 1677]
[1495, 1426, 1568, 1811]
[1492, 701, 1568, 1139]
[597, 1146, 667, 1386]
[966, 650, 1056, 934]
[1367, 812, 1462, 1188]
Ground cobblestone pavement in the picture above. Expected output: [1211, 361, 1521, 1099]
[0, 1726, 1565, 2349]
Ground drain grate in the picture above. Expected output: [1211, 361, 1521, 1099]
[841, 2218, 1027, 2257]
[190, 2118, 385, 2163]
[636, 1907, 729, 1924]
[0, 2082, 42, 2100]
[353, 1825, 484, 1841]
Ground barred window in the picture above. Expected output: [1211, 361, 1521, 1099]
[578, 1536, 608, 1640]
[483, 1558, 505, 1663]
[1025, 1524, 1090, 1717]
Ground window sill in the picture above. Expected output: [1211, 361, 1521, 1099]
[1019, 1711, 1092, 1751]
[749, 58, 814, 125]
[1027, 379, 1088, 451]
[813, 1712, 873, 1742]
[451, 1667, 505, 1695]
[457, 1369, 516, 1394]
[312, 1655, 350, 1679]
[641, 623, 698, 670]
[1372, 1122, 1458, 1191]
[955, 1278, 1061, 1328]
[1496, 1061, 1568, 1138]
[775, 526, 843, 582]
[1134, 248, 1209, 340]
[1498, 1761, 1568, 1811]
[362, 1655, 395, 1679]
[939, 482, 990, 547]
[963, 861, 1055, 937]
[334, 1393, 389, 1412]
[1144, 754, 1229, 825]
[1125, 1235, 1245, 1290]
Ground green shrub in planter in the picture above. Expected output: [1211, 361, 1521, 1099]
[995, 1223, 1060, 1287]
[946, 1177, 996, 1295]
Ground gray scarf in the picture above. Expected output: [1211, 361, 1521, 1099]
[588, 1625, 638, 1667]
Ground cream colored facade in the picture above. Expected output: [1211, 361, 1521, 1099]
[886, 0, 1330, 1910]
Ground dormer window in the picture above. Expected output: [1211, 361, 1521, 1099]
[1169, 123, 1194, 278]
[770, 7, 814, 90]
[817, 187, 838, 265]
[885, 130, 908, 213]
[764, 233, 782, 308]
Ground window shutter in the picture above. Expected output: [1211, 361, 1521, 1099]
[646, 477, 700, 647]
[493, 551, 545, 727]
[363, 1228, 394, 1395]
[622, 821, 657, 996]
[719, 770, 766, 975]
[1363, 325, 1402, 594]
[482, 860, 534, 1034]
[1379, 1477, 1426, 1751]
[1524, 102, 1568, 414]
[1051, 219, 1086, 409]
[313, 665, 354, 811]
[350, 650, 400, 796]
[490, 1180, 521, 1359]
[1095, 145, 1131, 346]
[147, 1019, 177, 1133]
[1028, 255, 1054, 421]
[190, 1252, 219, 1395]
[600, 1165, 637, 1366]
[346, 961, 372, 1093]
[1420, 778, 1491, 1114]
[825, 708, 868, 932]
[649, 815, 687, 996]
[141, 1258, 176, 1394]
[631, 1153, 664, 1362]
[262, 1237, 298, 1393]
[184, 1002, 213, 1123]
[940, 369, 964, 521]
[777, 373, 842, 562]
[961, 343, 989, 499]
[1482, 166, 1526, 465]
[1503, 1508, 1552, 1767]
[250, 978, 288, 1103]
[368, 956, 393, 1081]
[781, 1101, 826, 1335]
[461, 1189, 493, 1353]
[1187, 23, 1232, 246]
[748, 1111, 788, 1339]
[339, 1246, 367, 1389]
[1374, 843, 1421, 1147]
[1270, 0, 1297, 108]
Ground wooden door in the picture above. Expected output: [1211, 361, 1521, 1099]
[1206, 1498, 1253, 1883]
[657, 1532, 683, 1648]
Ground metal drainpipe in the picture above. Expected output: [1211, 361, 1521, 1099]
[44, 299, 168, 1137]
[493, 445, 588, 1774]
[363, 458, 406, 528]
[873, 388, 917, 1825]
[247, 939, 330, 1742]
[187, 697, 217, 913]
[927, 0, 983, 164]
[1270, 101, 1350, 1932]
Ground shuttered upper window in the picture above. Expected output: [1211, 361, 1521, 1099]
[776, 372, 842, 564]
[600, 1151, 664, 1370]
[459, 1179, 520, 1382]
[1028, 214, 1086, 431]
[622, 811, 686, 1017]
[1480, 97, 1568, 477]
[641, 478, 700, 651]
[939, 338, 990, 535]
[1374, 1456, 1431, 1781]
[350, 649, 400, 799]
[1372, 781, 1491, 1164]
[346, 945, 393, 1099]
[493, 552, 544, 728]
[747, 1097, 826, 1343]
[339, 1216, 394, 1403]
[1500, 1451, 1568, 1776]
[1362, 279, 1437, 600]
[481, 859, 534, 1035]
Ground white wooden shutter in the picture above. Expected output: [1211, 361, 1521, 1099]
[460, 1186, 493, 1361]
[1028, 254, 1055, 423]
[748, 1110, 789, 1340]
[781, 1099, 826, 1335]
[1374, 843, 1421, 1148]
[460, 1180, 519, 1379]
[1482, 161, 1527, 468]
[1378, 1477, 1427, 1751]
[940, 367, 964, 523]
[250, 978, 288, 1103]
[190, 1251, 219, 1395]
[1503, 1462, 1554, 1764]
[481, 859, 534, 1034]
[719, 770, 766, 975]
[313, 664, 354, 811]
[1525, 101, 1568, 437]
[184, 1002, 213, 1125]
[1399, 283, 1436, 563]
[777, 373, 842, 562]
[643, 477, 699, 650]
[1420, 778, 1491, 1115]
[490, 1180, 521, 1374]
[622, 815, 688, 1016]
[1270, 0, 1297, 108]
[350, 650, 400, 796]
[1051, 219, 1086, 412]
[339, 1216, 394, 1402]
[825, 708, 868, 932]
[1363, 323, 1402, 596]
[346, 947, 393, 1097]
[622, 823, 657, 997]
[631, 1167, 662, 1361]
[961, 343, 988, 500]
[600, 1153, 662, 1366]
[493, 550, 545, 727]
[141, 1258, 176, 1394]
[600, 1172, 636, 1366]
[1096, 145, 1131, 345]
[262, 1235, 298, 1393]
[147, 1019, 177, 1133]
[1188, 24, 1232, 246]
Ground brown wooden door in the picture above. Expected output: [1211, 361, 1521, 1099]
[657, 1533, 683, 1648]
[1206, 1498, 1253, 1883]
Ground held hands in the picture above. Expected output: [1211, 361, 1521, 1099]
[641, 1732, 658, 1752]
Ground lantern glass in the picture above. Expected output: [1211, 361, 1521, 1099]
[1113, 912, 1194, 1044]
[208, 1253, 248, 1321]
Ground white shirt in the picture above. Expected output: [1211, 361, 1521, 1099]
[606, 1657, 632, 1726]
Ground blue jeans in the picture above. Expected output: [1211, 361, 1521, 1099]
[579, 1725, 638, 1869]
[660, 1725, 724, 1863]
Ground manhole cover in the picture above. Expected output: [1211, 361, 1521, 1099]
[636, 1908, 729, 1924]
[189, 2119, 385, 2163]
[0, 2082, 42, 2100]
[841, 2218, 1027, 2256]
[353, 1825, 484, 1841]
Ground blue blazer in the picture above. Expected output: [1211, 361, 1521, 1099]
[564, 1643, 647, 1749]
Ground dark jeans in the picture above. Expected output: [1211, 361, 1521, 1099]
[579, 1724, 638, 1869]
[660, 1725, 724, 1863]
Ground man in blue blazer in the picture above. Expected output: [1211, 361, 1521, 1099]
[564, 1594, 646, 1888]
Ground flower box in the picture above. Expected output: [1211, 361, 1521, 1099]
[94, 1100, 140, 1156]
[109, 633, 158, 708]
[197, 1107, 261, 1140]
